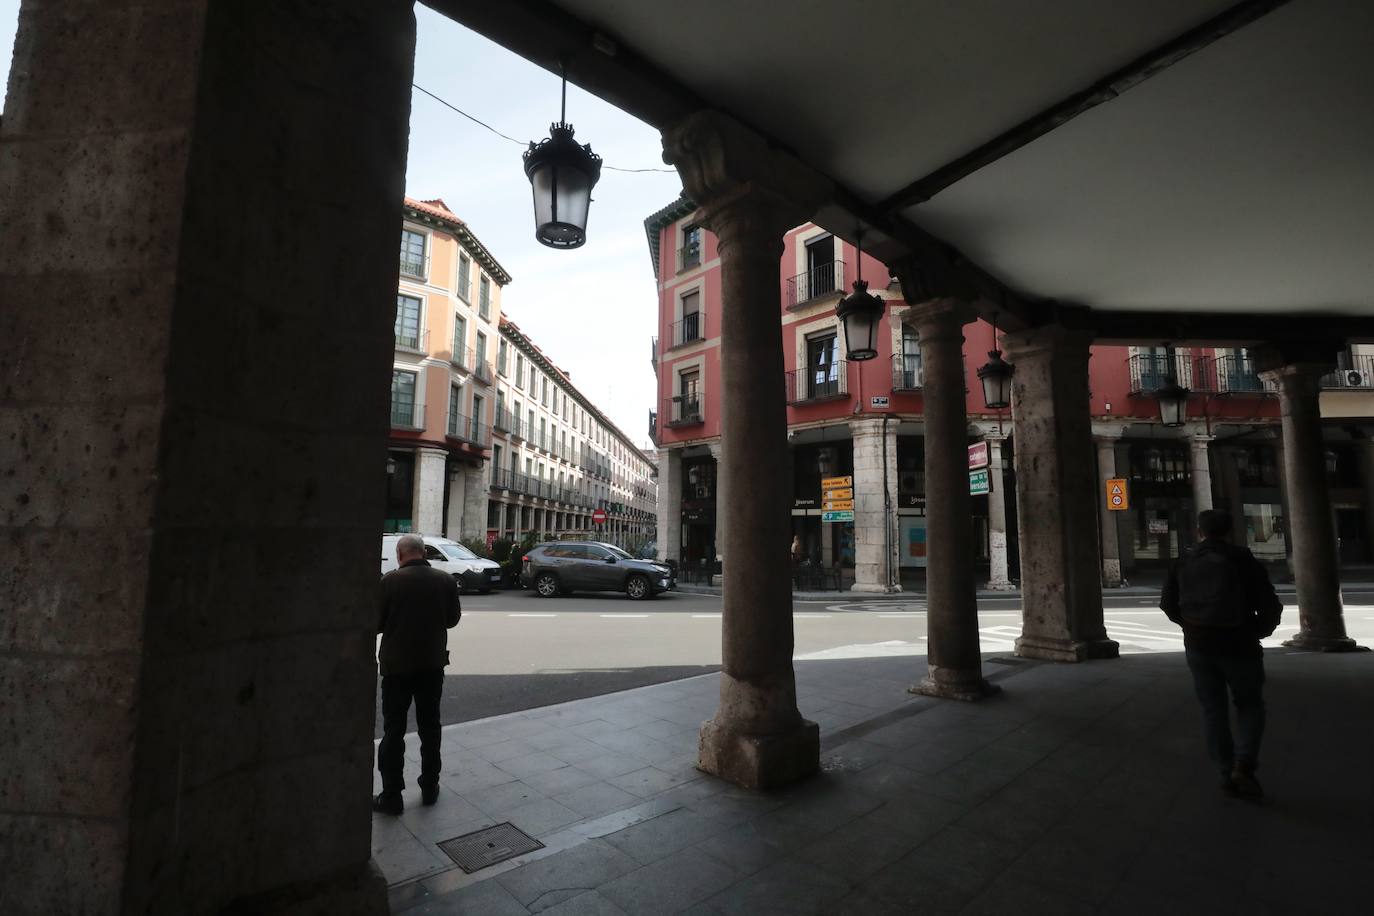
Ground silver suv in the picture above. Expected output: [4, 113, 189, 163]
[521, 541, 675, 600]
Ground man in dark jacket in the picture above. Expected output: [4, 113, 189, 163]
[1162, 509, 1282, 800]
[375, 534, 461, 815]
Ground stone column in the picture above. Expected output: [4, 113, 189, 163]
[664, 110, 831, 789]
[708, 439, 727, 562]
[1258, 353, 1360, 650]
[1360, 440, 1374, 564]
[904, 301, 996, 699]
[0, 2, 411, 911]
[413, 447, 448, 535]
[461, 464, 488, 541]
[851, 418, 901, 593]
[1190, 433, 1215, 515]
[1003, 327, 1119, 662]
[445, 467, 466, 537]
[984, 433, 1016, 591]
[657, 449, 683, 564]
[1093, 429, 1125, 588]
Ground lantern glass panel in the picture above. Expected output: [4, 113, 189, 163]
[840, 309, 877, 360]
[1158, 391, 1187, 427]
[981, 371, 1010, 409]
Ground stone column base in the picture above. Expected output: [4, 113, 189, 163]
[1102, 559, 1123, 589]
[1015, 635, 1120, 662]
[697, 717, 819, 791]
[983, 579, 1016, 592]
[225, 861, 388, 915]
[850, 583, 902, 594]
[1282, 634, 1370, 652]
[910, 666, 1002, 702]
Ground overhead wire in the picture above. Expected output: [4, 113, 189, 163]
[411, 83, 677, 174]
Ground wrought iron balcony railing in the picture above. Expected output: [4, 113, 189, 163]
[668, 312, 703, 348]
[665, 395, 704, 427]
[891, 354, 923, 391]
[394, 328, 429, 354]
[389, 399, 423, 430]
[786, 359, 850, 404]
[446, 411, 490, 447]
[399, 254, 428, 280]
[786, 260, 844, 307]
[1321, 354, 1374, 389]
[678, 241, 701, 271]
[1128, 352, 1195, 395]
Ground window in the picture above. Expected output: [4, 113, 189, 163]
[447, 384, 462, 436]
[900, 325, 921, 388]
[498, 338, 508, 375]
[680, 224, 702, 270]
[453, 314, 467, 363]
[493, 444, 503, 475]
[677, 369, 701, 420]
[539, 417, 547, 450]
[516, 354, 525, 388]
[679, 290, 701, 345]
[479, 275, 491, 319]
[472, 394, 484, 429]
[400, 229, 426, 278]
[394, 294, 422, 350]
[804, 234, 838, 298]
[806, 333, 840, 398]
[476, 331, 487, 367]
[458, 253, 471, 300]
[390, 370, 417, 427]
[527, 408, 535, 441]
[542, 376, 550, 407]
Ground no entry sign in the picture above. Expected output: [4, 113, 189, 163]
[592, 508, 608, 524]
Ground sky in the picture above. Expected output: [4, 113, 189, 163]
[0, 3, 683, 450]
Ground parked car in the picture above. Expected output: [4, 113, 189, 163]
[520, 541, 675, 600]
[380, 534, 502, 594]
[635, 540, 658, 561]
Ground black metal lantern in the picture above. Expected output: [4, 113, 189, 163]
[977, 316, 1014, 409]
[523, 66, 602, 249]
[1155, 377, 1190, 427]
[835, 228, 885, 360]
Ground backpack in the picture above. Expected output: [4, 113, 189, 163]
[1175, 546, 1249, 628]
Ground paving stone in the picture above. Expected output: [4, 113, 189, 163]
[792, 809, 928, 880]
[500, 752, 575, 779]
[467, 779, 545, 816]
[574, 753, 653, 780]
[503, 797, 584, 837]
[607, 765, 694, 799]
[496, 839, 640, 909]
[521, 765, 605, 797]
[554, 781, 643, 818]
[403, 876, 531, 915]
[703, 856, 851, 915]
[536, 889, 628, 915]
[601, 807, 729, 865]
[598, 847, 738, 915]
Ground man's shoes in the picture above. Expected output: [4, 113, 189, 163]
[372, 792, 403, 816]
[421, 784, 440, 806]
[1230, 763, 1264, 801]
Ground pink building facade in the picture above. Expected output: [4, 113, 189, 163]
[647, 197, 1374, 590]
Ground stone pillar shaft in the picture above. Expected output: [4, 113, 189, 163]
[851, 418, 900, 593]
[413, 447, 447, 535]
[664, 110, 830, 789]
[985, 434, 1015, 590]
[1004, 327, 1119, 662]
[708, 440, 727, 562]
[1263, 362, 1356, 649]
[909, 302, 996, 699]
[656, 449, 683, 564]
[1190, 434, 1215, 515]
[1095, 434, 1124, 588]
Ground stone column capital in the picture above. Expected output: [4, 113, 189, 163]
[707, 440, 723, 458]
[1252, 343, 1339, 380]
[1090, 422, 1130, 442]
[1000, 323, 1094, 363]
[848, 416, 893, 439]
[902, 297, 976, 339]
[662, 110, 832, 243]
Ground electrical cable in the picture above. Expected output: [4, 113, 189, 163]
[412, 83, 677, 174]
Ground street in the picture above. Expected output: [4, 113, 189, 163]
[376, 586, 1374, 735]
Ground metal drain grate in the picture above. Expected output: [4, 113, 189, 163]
[437, 822, 544, 874]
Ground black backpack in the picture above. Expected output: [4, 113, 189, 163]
[1176, 546, 1249, 628]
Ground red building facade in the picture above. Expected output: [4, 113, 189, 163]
[647, 197, 1374, 590]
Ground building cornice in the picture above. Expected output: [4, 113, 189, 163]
[642, 195, 696, 274]
[403, 198, 513, 286]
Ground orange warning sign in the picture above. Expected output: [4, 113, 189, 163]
[1106, 478, 1129, 511]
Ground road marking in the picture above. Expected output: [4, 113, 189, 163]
[877, 612, 923, 618]
[600, 614, 650, 619]
[692, 614, 723, 619]
[795, 614, 833, 619]
[508, 613, 557, 618]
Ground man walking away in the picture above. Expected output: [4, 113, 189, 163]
[375, 534, 461, 815]
[1162, 509, 1282, 800]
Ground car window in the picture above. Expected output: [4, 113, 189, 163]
[439, 543, 477, 560]
[541, 546, 566, 558]
[423, 545, 446, 561]
[603, 544, 634, 560]
[585, 545, 613, 560]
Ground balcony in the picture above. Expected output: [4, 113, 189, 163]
[648, 408, 659, 445]
[650, 335, 658, 370]
[892, 355, 923, 391]
[786, 360, 850, 404]
[668, 312, 704, 349]
[389, 398, 423, 431]
[678, 241, 701, 271]
[665, 395, 704, 427]
[786, 260, 844, 307]
[399, 254, 428, 280]
[1201, 353, 1273, 395]
[472, 360, 493, 385]
[446, 411, 490, 447]
[450, 345, 474, 372]
[1128, 352, 1195, 396]
[493, 408, 522, 440]
[1321, 354, 1374, 389]
[394, 328, 429, 355]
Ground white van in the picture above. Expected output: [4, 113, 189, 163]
[380, 534, 503, 594]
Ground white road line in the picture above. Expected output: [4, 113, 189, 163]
[692, 614, 722, 619]
[877, 613, 923, 618]
[600, 614, 650, 619]
[795, 614, 833, 618]
[508, 613, 557, 618]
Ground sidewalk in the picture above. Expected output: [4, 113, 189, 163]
[373, 648, 1373, 914]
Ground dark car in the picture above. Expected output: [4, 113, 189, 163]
[521, 541, 675, 600]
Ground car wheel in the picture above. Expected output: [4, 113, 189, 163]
[534, 572, 560, 598]
[625, 574, 651, 600]
[452, 573, 467, 593]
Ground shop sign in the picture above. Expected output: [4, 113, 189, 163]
[870, 396, 890, 408]
[969, 468, 991, 495]
[794, 497, 818, 508]
[822, 499, 854, 511]
[822, 510, 855, 523]
[1148, 518, 1169, 534]
[1106, 478, 1129, 511]
[968, 441, 989, 470]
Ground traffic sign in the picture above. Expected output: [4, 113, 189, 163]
[822, 499, 854, 511]
[822, 510, 855, 522]
[969, 468, 991, 495]
[968, 441, 989, 470]
[592, 508, 608, 524]
[1105, 478, 1129, 511]
[823, 487, 854, 500]
[821, 475, 853, 489]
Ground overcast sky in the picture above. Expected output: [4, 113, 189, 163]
[0, 3, 682, 449]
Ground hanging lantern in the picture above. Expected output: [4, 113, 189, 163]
[1155, 377, 1190, 427]
[835, 227, 885, 360]
[523, 66, 602, 249]
[977, 349, 1015, 409]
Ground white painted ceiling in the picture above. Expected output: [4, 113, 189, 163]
[555, 0, 1374, 317]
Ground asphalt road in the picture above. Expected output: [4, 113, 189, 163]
[375, 586, 1374, 736]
